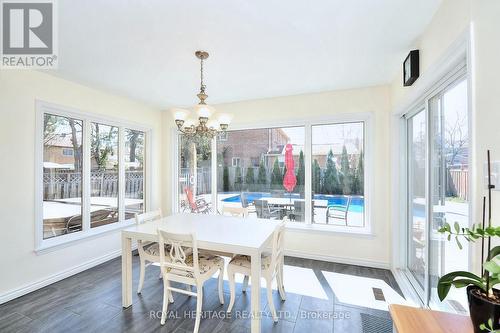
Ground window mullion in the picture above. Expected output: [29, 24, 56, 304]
[82, 119, 91, 231]
[211, 136, 217, 214]
[305, 124, 312, 224]
[118, 127, 125, 222]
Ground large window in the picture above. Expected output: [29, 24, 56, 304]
[175, 119, 370, 231]
[217, 127, 306, 221]
[38, 102, 149, 247]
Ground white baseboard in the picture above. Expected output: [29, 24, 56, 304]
[284, 249, 390, 269]
[0, 245, 136, 305]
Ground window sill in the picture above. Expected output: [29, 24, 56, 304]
[285, 222, 375, 238]
[35, 219, 136, 255]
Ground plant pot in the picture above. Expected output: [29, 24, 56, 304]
[467, 286, 500, 333]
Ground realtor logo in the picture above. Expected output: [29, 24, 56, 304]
[1, 0, 57, 68]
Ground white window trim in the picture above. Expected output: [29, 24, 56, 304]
[172, 112, 374, 236]
[34, 100, 152, 254]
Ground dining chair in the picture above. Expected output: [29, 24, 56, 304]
[226, 220, 287, 322]
[157, 229, 225, 332]
[136, 209, 166, 295]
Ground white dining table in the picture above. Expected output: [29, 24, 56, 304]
[121, 213, 278, 333]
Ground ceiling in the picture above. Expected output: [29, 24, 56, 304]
[50, 0, 441, 109]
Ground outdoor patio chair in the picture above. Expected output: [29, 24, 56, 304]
[254, 199, 281, 219]
[66, 209, 117, 233]
[291, 200, 305, 222]
[184, 187, 211, 214]
[326, 196, 351, 224]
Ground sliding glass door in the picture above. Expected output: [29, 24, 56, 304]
[406, 108, 427, 294]
[404, 73, 469, 312]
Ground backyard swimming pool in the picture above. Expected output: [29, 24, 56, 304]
[221, 192, 365, 213]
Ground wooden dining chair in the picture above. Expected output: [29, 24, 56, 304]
[226, 220, 287, 322]
[157, 229, 225, 333]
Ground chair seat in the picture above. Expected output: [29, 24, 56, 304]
[165, 253, 224, 278]
[228, 254, 272, 271]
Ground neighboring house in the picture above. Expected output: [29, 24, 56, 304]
[43, 134, 79, 169]
[219, 128, 290, 169]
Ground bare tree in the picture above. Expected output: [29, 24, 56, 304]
[445, 111, 468, 166]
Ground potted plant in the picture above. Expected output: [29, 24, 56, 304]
[437, 151, 500, 333]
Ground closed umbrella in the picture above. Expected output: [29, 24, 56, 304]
[283, 144, 297, 197]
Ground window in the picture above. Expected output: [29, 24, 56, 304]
[90, 123, 119, 228]
[174, 117, 371, 232]
[178, 135, 212, 213]
[37, 102, 150, 248]
[62, 148, 74, 156]
[125, 129, 145, 217]
[43, 114, 83, 239]
[231, 157, 241, 167]
[312, 122, 365, 226]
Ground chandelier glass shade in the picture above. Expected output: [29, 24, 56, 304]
[172, 51, 231, 139]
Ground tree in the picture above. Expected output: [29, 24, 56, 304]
[271, 159, 283, 189]
[357, 150, 364, 193]
[352, 150, 364, 195]
[126, 129, 143, 164]
[339, 145, 353, 194]
[234, 166, 243, 191]
[245, 167, 255, 191]
[322, 149, 340, 194]
[257, 160, 267, 191]
[223, 165, 230, 192]
[296, 150, 305, 193]
[312, 159, 322, 194]
[445, 111, 468, 166]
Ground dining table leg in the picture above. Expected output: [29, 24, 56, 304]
[250, 250, 262, 333]
[122, 234, 133, 308]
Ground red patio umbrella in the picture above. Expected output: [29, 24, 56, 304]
[283, 144, 297, 193]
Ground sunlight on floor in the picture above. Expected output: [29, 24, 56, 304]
[322, 271, 409, 311]
[221, 261, 329, 300]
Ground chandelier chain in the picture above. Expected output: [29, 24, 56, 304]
[200, 57, 205, 93]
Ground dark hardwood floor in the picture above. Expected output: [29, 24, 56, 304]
[0, 255, 402, 333]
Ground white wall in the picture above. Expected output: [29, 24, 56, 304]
[163, 85, 393, 268]
[0, 70, 163, 300]
[389, 0, 500, 273]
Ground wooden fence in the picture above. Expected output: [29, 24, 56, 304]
[43, 170, 144, 199]
[449, 169, 468, 201]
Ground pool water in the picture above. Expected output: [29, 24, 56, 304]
[221, 192, 364, 213]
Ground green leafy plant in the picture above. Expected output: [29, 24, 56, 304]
[437, 221, 500, 300]
[480, 318, 500, 333]
[437, 150, 500, 333]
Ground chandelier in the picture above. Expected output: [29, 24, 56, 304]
[172, 51, 232, 139]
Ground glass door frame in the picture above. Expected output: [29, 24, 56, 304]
[403, 105, 430, 304]
[401, 64, 471, 308]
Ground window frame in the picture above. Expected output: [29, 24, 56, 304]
[172, 112, 374, 235]
[231, 157, 241, 167]
[35, 100, 152, 253]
